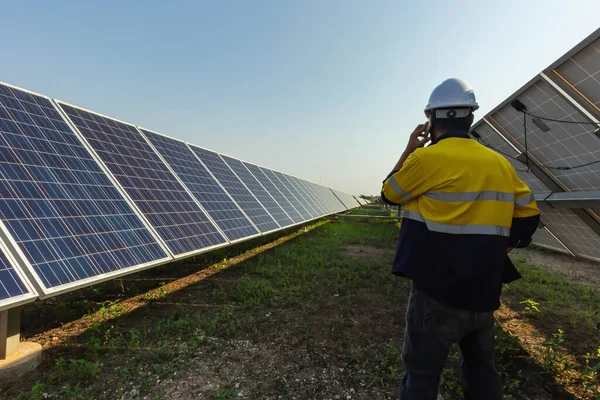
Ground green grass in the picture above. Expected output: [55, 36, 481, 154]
[4, 219, 599, 399]
[505, 259, 600, 330]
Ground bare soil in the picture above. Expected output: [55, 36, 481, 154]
[511, 247, 600, 287]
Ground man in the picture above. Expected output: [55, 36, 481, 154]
[380, 78, 541, 400]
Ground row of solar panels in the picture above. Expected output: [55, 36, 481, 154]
[353, 196, 371, 206]
[0, 82, 360, 311]
[469, 27, 600, 262]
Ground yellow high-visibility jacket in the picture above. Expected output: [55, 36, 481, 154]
[381, 132, 540, 311]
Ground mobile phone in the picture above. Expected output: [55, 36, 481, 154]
[423, 121, 431, 136]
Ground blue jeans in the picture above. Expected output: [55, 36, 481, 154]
[400, 286, 503, 400]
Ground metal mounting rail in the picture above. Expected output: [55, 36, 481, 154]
[534, 191, 600, 209]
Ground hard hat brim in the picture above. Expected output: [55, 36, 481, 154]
[424, 102, 479, 112]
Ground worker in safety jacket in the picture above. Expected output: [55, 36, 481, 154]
[381, 78, 540, 400]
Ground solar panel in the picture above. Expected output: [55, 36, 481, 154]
[332, 189, 355, 209]
[220, 155, 294, 228]
[468, 29, 600, 260]
[471, 121, 552, 193]
[553, 35, 600, 110]
[0, 84, 169, 296]
[188, 146, 279, 234]
[279, 174, 320, 218]
[138, 129, 259, 242]
[0, 238, 36, 311]
[57, 103, 228, 256]
[260, 167, 313, 220]
[297, 179, 331, 215]
[471, 113, 599, 255]
[308, 181, 340, 214]
[537, 203, 600, 262]
[307, 181, 338, 214]
[242, 162, 304, 224]
[531, 227, 570, 254]
[317, 183, 346, 212]
[491, 79, 600, 196]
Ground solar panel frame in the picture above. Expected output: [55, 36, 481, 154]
[0, 83, 173, 298]
[278, 174, 320, 218]
[469, 118, 587, 253]
[317, 183, 346, 212]
[531, 226, 571, 255]
[137, 127, 260, 244]
[312, 181, 343, 214]
[219, 154, 295, 229]
[0, 227, 37, 311]
[186, 145, 279, 235]
[297, 179, 334, 215]
[242, 162, 305, 224]
[56, 101, 229, 259]
[259, 167, 313, 221]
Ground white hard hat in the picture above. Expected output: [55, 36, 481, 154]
[424, 78, 479, 113]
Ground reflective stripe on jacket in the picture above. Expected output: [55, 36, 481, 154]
[381, 131, 540, 312]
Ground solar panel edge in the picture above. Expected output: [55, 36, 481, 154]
[244, 162, 306, 223]
[215, 153, 283, 231]
[0, 86, 176, 299]
[140, 130, 258, 244]
[57, 102, 232, 258]
[191, 148, 297, 230]
[184, 142, 262, 241]
[263, 168, 312, 220]
[136, 127, 234, 249]
[279, 174, 319, 218]
[0, 226, 38, 310]
[53, 100, 176, 260]
[187, 145, 278, 234]
[237, 160, 300, 226]
[329, 189, 349, 210]
[219, 153, 295, 228]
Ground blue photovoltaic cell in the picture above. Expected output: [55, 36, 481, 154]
[243, 162, 304, 223]
[140, 130, 259, 241]
[189, 147, 279, 233]
[0, 84, 168, 291]
[266, 170, 314, 219]
[299, 180, 332, 215]
[221, 155, 294, 228]
[58, 104, 227, 255]
[319, 183, 345, 213]
[308, 183, 336, 214]
[0, 248, 30, 304]
[285, 175, 322, 217]
[291, 176, 327, 216]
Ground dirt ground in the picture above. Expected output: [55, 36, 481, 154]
[511, 247, 600, 287]
[3, 221, 599, 399]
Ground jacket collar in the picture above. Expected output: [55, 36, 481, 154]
[431, 131, 471, 145]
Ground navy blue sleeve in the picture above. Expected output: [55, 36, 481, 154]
[380, 170, 399, 205]
[508, 214, 541, 249]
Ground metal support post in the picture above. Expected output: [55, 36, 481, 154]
[0, 308, 21, 360]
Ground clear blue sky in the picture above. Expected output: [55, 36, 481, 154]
[1, 1, 599, 195]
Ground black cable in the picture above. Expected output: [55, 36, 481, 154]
[476, 137, 600, 171]
[524, 111, 600, 126]
[476, 138, 529, 171]
[474, 108, 600, 172]
[543, 159, 600, 170]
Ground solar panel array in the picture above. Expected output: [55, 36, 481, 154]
[0, 82, 360, 311]
[470, 27, 600, 262]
